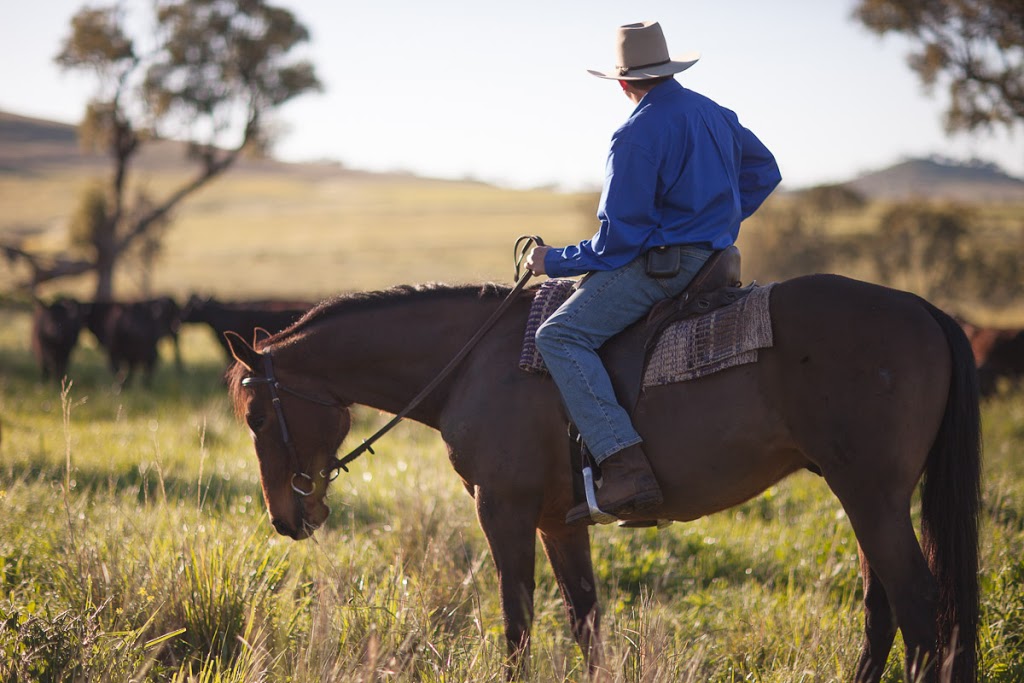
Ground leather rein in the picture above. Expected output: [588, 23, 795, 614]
[240, 236, 543, 493]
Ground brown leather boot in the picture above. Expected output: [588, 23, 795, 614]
[566, 444, 663, 525]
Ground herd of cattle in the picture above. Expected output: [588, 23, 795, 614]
[30, 295, 312, 387]
[27, 294, 1024, 395]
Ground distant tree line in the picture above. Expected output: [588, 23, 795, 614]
[739, 187, 1023, 312]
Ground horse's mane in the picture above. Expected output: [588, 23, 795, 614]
[225, 282, 518, 416]
[282, 282, 512, 339]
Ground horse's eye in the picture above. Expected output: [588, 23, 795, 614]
[246, 411, 265, 431]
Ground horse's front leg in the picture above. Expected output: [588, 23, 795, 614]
[475, 484, 541, 679]
[539, 526, 602, 676]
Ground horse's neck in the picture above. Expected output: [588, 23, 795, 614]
[276, 295, 501, 425]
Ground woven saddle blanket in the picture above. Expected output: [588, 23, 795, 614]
[520, 279, 776, 386]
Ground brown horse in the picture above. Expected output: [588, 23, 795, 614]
[225, 274, 980, 683]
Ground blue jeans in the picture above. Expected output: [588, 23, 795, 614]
[535, 246, 713, 462]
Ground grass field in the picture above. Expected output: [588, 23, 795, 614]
[1, 167, 1023, 681]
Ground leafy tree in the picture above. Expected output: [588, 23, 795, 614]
[852, 0, 1024, 134]
[3, 0, 321, 299]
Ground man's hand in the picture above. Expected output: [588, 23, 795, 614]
[525, 246, 550, 276]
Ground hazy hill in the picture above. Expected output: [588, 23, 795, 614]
[843, 156, 1024, 203]
[0, 110, 412, 182]
[3, 109, 1023, 200]
[0, 109, 283, 174]
[0, 110, 105, 171]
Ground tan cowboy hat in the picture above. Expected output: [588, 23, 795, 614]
[588, 21, 700, 81]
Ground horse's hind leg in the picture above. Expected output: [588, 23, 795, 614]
[854, 544, 898, 683]
[539, 527, 602, 675]
[839, 497, 939, 682]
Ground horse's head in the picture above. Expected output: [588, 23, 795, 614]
[225, 331, 351, 540]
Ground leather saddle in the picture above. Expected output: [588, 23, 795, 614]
[599, 245, 744, 415]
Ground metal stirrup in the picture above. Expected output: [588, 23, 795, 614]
[582, 465, 618, 525]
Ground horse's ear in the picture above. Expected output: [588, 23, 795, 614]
[225, 330, 260, 372]
[253, 327, 272, 345]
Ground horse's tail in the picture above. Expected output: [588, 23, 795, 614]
[921, 303, 981, 682]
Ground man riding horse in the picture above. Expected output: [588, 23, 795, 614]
[525, 21, 781, 524]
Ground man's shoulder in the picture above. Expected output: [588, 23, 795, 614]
[669, 86, 726, 113]
[670, 87, 742, 130]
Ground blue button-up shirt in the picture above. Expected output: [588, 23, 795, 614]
[545, 79, 781, 278]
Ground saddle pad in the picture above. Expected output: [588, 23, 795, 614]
[519, 278, 576, 374]
[643, 283, 776, 386]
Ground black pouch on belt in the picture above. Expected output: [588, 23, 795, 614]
[645, 245, 681, 278]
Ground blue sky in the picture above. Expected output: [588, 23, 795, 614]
[2, 0, 1021, 190]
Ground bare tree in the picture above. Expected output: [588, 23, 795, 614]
[2, 0, 321, 299]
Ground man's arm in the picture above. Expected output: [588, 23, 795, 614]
[543, 139, 660, 278]
[737, 128, 782, 219]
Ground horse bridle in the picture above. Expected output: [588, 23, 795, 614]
[241, 352, 342, 497]
[240, 235, 546, 491]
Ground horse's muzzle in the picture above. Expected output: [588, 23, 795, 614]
[272, 517, 310, 540]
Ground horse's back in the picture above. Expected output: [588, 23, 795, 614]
[768, 274, 951, 402]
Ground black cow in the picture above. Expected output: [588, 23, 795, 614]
[31, 297, 85, 382]
[181, 295, 313, 363]
[148, 296, 183, 371]
[85, 298, 183, 387]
